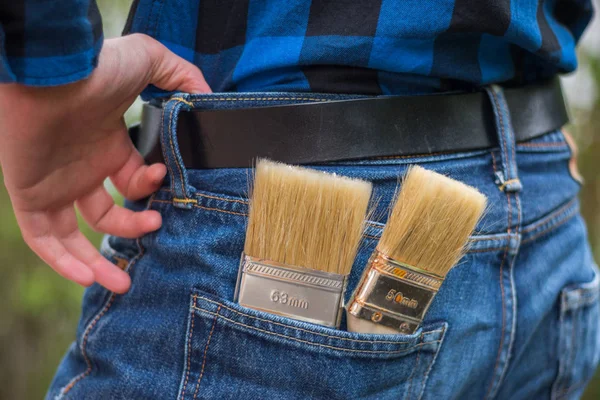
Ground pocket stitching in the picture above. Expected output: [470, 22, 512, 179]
[521, 202, 579, 245]
[551, 273, 600, 398]
[565, 305, 579, 394]
[192, 305, 221, 400]
[521, 198, 577, 235]
[194, 294, 437, 345]
[418, 324, 448, 400]
[553, 299, 577, 398]
[405, 341, 423, 399]
[152, 198, 248, 217]
[180, 309, 196, 400]
[59, 241, 144, 398]
[192, 304, 441, 355]
[57, 194, 155, 398]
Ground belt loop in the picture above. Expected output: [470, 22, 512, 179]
[161, 93, 196, 209]
[485, 85, 523, 193]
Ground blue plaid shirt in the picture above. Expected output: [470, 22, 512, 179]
[0, 0, 594, 99]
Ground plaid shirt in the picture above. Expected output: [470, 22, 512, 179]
[0, 0, 594, 99]
[0, 0, 103, 86]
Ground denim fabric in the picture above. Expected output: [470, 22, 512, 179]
[47, 90, 600, 399]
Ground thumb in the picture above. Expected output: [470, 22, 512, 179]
[140, 35, 212, 94]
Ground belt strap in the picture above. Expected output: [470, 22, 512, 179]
[134, 78, 568, 169]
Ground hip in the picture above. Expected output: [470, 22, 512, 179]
[48, 129, 600, 399]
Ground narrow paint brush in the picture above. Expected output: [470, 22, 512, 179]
[234, 159, 372, 328]
[347, 165, 487, 334]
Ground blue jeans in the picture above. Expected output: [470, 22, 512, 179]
[47, 89, 600, 400]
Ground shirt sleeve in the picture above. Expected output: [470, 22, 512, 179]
[0, 0, 103, 86]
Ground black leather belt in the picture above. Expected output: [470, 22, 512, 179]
[132, 78, 568, 169]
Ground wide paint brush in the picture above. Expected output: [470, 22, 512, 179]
[234, 159, 372, 328]
[347, 165, 487, 334]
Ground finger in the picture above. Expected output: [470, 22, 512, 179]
[110, 144, 166, 201]
[76, 185, 162, 238]
[140, 35, 212, 94]
[15, 210, 95, 287]
[62, 230, 132, 294]
[48, 206, 131, 293]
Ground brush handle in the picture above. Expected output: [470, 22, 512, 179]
[346, 313, 400, 335]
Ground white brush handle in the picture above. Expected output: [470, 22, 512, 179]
[346, 313, 400, 335]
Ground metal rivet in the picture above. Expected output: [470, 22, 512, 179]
[371, 312, 383, 323]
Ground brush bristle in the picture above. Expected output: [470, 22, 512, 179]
[378, 166, 487, 277]
[244, 159, 372, 275]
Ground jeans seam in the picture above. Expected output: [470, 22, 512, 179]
[57, 295, 117, 398]
[152, 199, 248, 217]
[56, 193, 154, 398]
[194, 192, 249, 205]
[506, 193, 513, 234]
[494, 196, 519, 396]
[180, 305, 197, 400]
[468, 247, 509, 253]
[484, 245, 510, 400]
[194, 295, 418, 344]
[521, 208, 579, 244]
[565, 308, 579, 394]
[192, 304, 220, 400]
[484, 151, 509, 400]
[485, 91, 521, 396]
[191, 306, 442, 354]
[405, 333, 424, 400]
[552, 292, 569, 399]
[188, 97, 329, 103]
[521, 198, 578, 234]
[417, 325, 448, 400]
[151, 199, 512, 254]
[163, 188, 393, 228]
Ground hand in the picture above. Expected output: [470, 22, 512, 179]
[0, 34, 211, 293]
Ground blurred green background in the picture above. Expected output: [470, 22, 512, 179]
[0, 1, 599, 398]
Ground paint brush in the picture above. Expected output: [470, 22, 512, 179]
[234, 159, 372, 328]
[347, 166, 487, 334]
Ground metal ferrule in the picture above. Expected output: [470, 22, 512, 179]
[234, 254, 348, 328]
[347, 251, 443, 334]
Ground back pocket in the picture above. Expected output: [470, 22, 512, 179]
[178, 290, 447, 400]
[551, 266, 600, 400]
